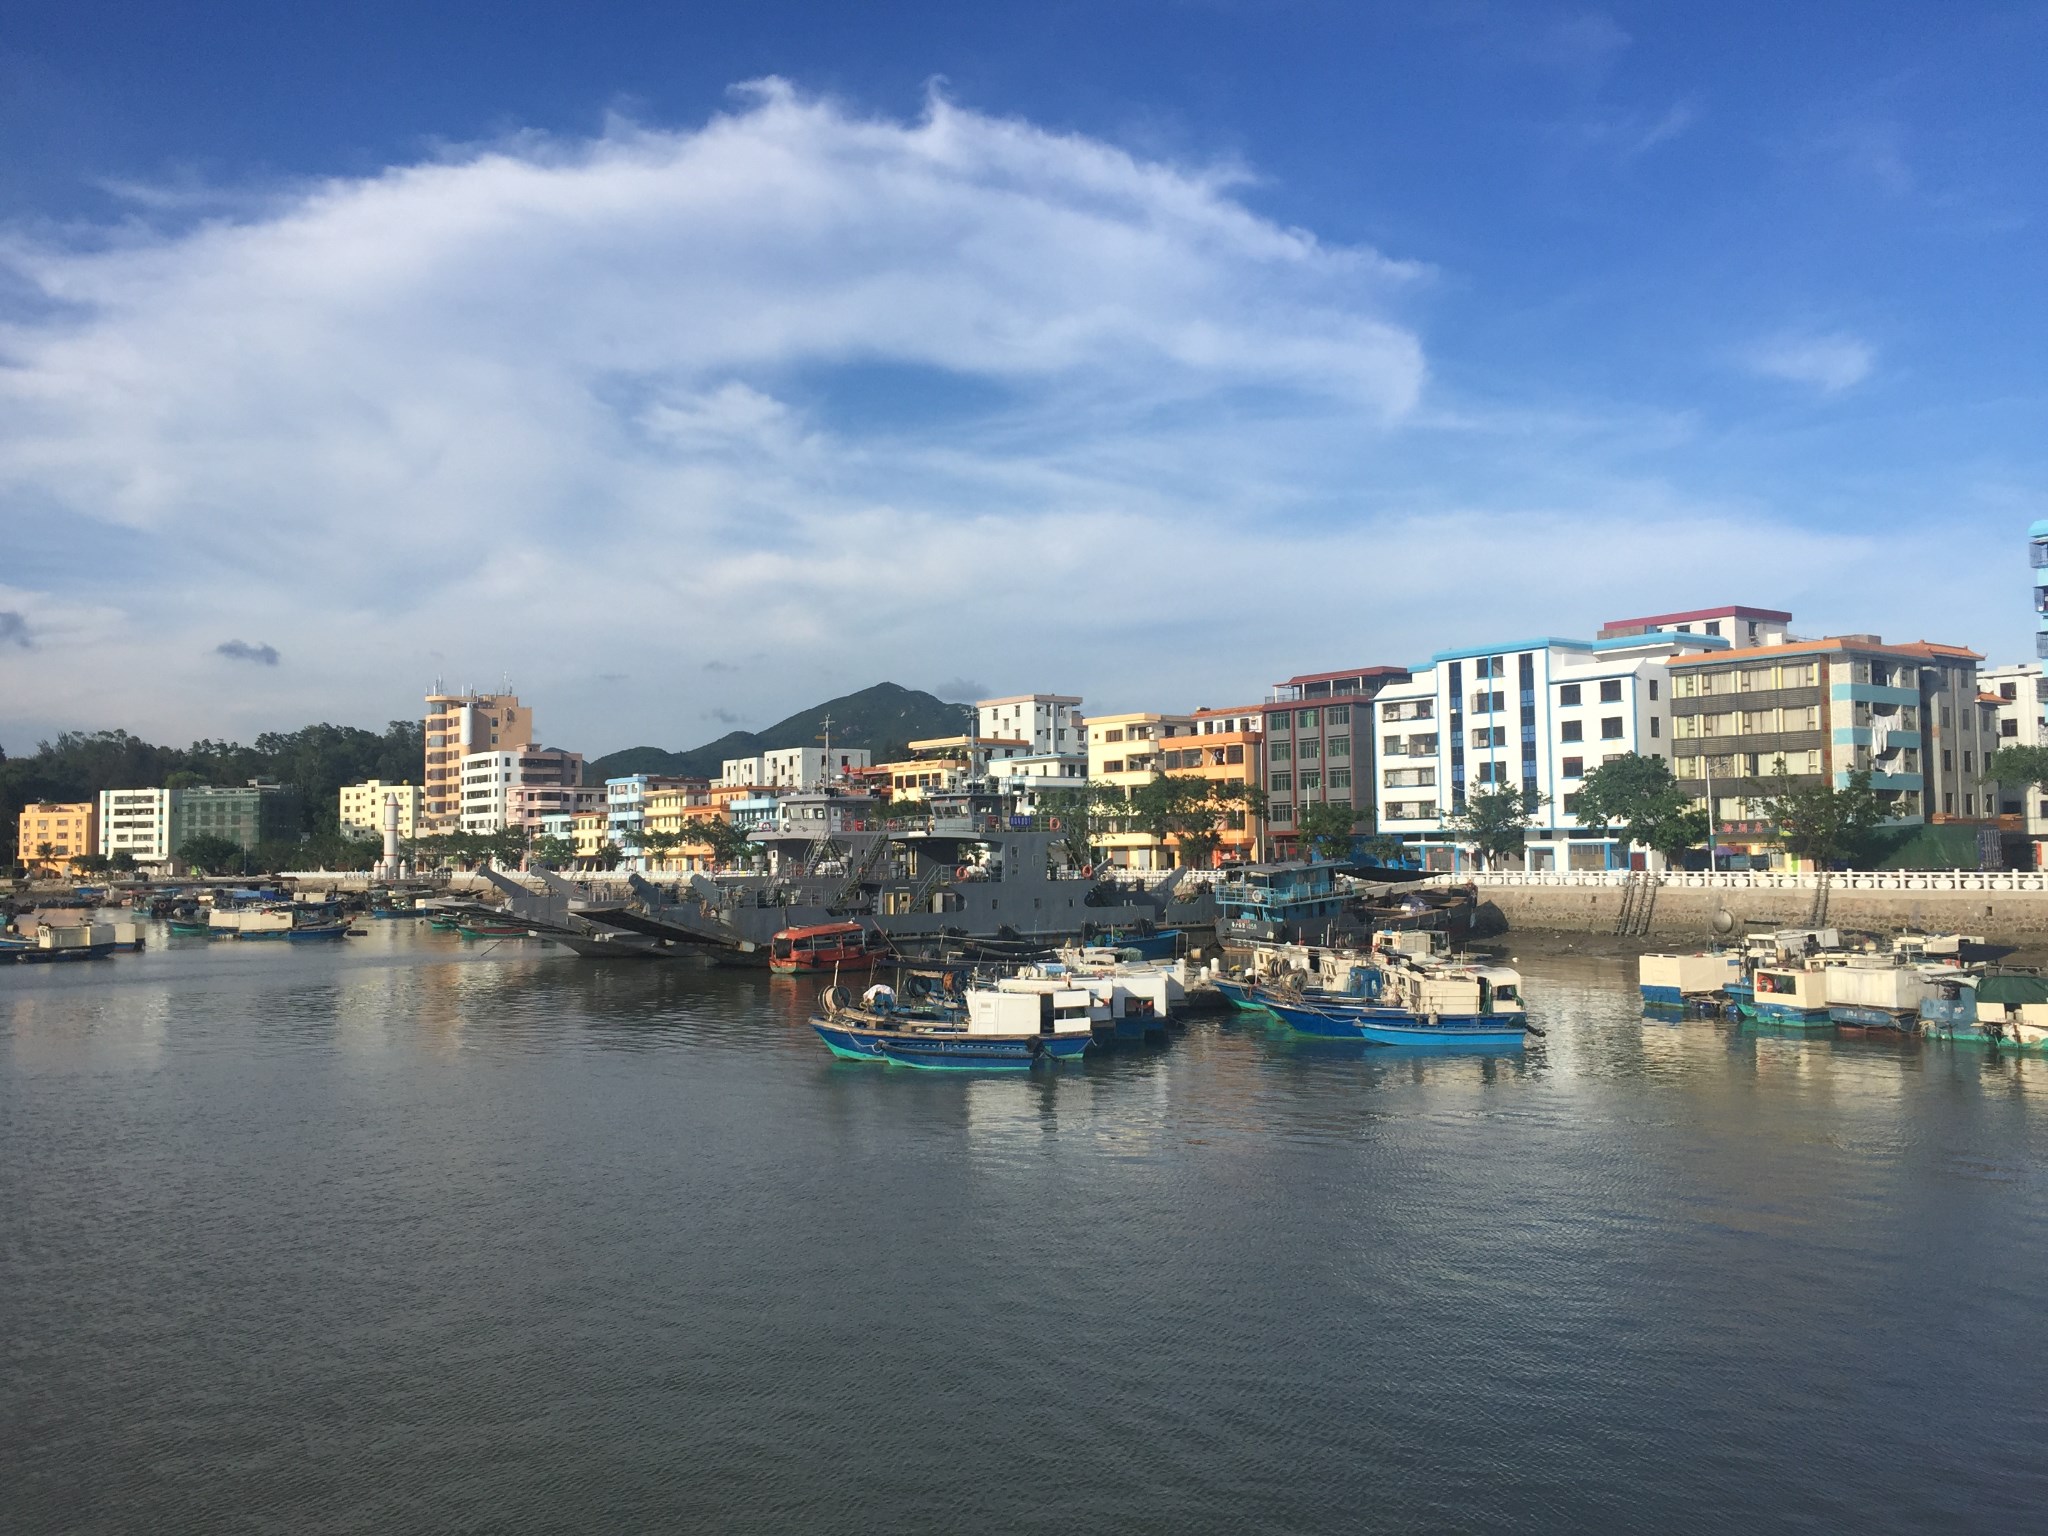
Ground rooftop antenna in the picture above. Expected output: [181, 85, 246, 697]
[818, 714, 835, 782]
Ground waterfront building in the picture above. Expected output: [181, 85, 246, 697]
[879, 736, 1031, 803]
[338, 780, 423, 840]
[642, 783, 722, 871]
[983, 749, 1090, 811]
[1597, 605, 1795, 649]
[761, 746, 872, 790]
[1984, 662, 2048, 857]
[1262, 667, 1410, 860]
[1088, 710, 1193, 869]
[510, 781, 602, 830]
[976, 694, 1084, 756]
[170, 781, 305, 857]
[97, 787, 173, 867]
[16, 801, 98, 873]
[1162, 706, 1265, 864]
[461, 747, 585, 835]
[571, 809, 615, 865]
[2033, 520, 2048, 659]
[1373, 633, 1723, 871]
[423, 689, 533, 831]
[720, 756, 764, 788]
[1665, 634, 1990, 866]
[604, 773, 695, 855]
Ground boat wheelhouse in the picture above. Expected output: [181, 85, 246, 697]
[1639, 952, 1743, 1008]
[1747, 967, 1831, 1027]
[1215, 862, 1347, 944]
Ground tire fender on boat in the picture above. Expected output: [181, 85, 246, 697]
[822, 985, 851, 1014]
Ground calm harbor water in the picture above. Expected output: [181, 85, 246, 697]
[4, 923, 2045, 1534]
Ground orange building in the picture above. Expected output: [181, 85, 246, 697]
[1162, 707, 1266, 865]
[16, 801, 99, 874]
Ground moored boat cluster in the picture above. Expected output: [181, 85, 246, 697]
[1637, 930, 2048, 1051]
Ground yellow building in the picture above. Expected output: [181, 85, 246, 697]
[572, 809, 615, 864]
[423, 690, 533, 831]
[338, 780, 424, 840]
[1087, 711, 1193, 869]
[17, 801, 99, 874]
[641, 785, 724, 871]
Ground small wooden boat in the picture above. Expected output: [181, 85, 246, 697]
[457, 921, 529, 939]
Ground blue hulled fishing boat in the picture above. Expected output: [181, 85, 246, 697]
[810, 980, 1095, 1070]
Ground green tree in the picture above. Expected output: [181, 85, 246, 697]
[1572, 752, 1711, 863]
[691, 817, 759, 870]
[1035, 782, 1113, 871]
[107, 850, 137, 875]
[531, 834, 575, 867]
[1754, 766, 1888, 868]
[72, 853, 112, 875]
[1983, 744, 2048, 796]
[1450, 786, 1546, 868]
[1295, 801, 1360, 863]
[179, 834, 249, 875]
[639, 828, 684, 869]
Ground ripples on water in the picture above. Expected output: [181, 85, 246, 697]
[3, 925, 2045, 1534]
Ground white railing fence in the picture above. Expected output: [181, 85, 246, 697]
[1423, 870, 2048, 894]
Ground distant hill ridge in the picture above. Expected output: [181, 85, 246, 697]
[586, 682, 971, 783]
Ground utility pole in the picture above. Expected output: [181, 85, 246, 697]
[818, 715, 835, 785]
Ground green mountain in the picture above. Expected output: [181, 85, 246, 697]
[587, 682, 972, 783]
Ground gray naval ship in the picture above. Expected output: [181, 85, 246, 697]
[461, 785, 1214, 962]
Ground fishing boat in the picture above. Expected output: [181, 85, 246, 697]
[284, 921, 352, 941]
[1638, 952, 1743, 1010]
[166, 915, 215, 937]
[1259, 950, 1533, 1048]
[1082, 927, 1183, 961]
[810, 981, 1094, 1069]
[769, 921, 889, 975]
[1921, 973, 2048, 1052]
[1745, 966, 1832, 1028]
[1824, 961, 1937, 1031]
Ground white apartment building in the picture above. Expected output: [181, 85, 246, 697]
[720, 756, 764, 788]
[976, 694, 1084, 757]
[460, 747, 584, 835]
[1373, 630, 1728, 871]
[761, 746, 871, 790]
[1984, 661, 2048, 845]
[98, 787, 172, 866]
[339, 780, 423, 840]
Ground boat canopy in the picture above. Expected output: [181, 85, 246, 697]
[1973, 974, 2048, 1007]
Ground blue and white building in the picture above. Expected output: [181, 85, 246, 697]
[2032, 518, 2048, 658]
[1371, 629, 1730, 871]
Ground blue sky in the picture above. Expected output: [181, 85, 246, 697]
[2, 2, 2043, 755]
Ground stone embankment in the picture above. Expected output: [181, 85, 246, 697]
[1440, 871, 2048, 945]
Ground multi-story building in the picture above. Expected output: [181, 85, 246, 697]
[976, 694, 1084, 757]
[2032, 520, 2048, 658]
[460, 747, 584, 835]
[1087, 710, 1192, 869]
[1262, 667, 1409, 859]
[604, 773, 698, 854]
[571, 809, 614, 864]
[170, 781, 305, 856]
[97, 787, 173, 867]
[761, 746, 872, 790]
[1374, 632, 1725, 870]
[1161, 706, 1265, 864]
[877, 736, 1032, 802]
[1984, 662, 2048, 850]
[338, 780, 423, 840]
[423, 690, 533, 831]
[641, 783, 722, 871]
[16, 801, 98, 873]
[1597, 604, 1795, 649]
[1666, 634, 1988, 865]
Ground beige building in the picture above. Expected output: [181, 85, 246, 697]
[339, 781, 423, 840]
[1087, 710, 1193, 869]
[424, 690, 533, 831]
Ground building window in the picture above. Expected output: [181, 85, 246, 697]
[1297, 739, 1320, 759]
[1327, 735, 1350, 756]
[1649, 678, 1660, 701]
[1269, 741, 1292, 761]
[1299, 771, 1322, 792]
[1326, 705, 1349, 725]
[2004, 719, 2019, 738]
[1329, 767, 1352, 791]
[1270, 772, 1293, 792]
[1650, 718, 1660, 738]
[1104, 759, 1124, 774]
[1297, 709, 1318, 729]
[1601, 717, 1624, 739]
[1561, 721, 1583, 743]
[1963, 751, 1974, 772]
[1104, 729, 1124, 743]
[1600, 680, 1623, 703]
[1270, 803, 1294, 824]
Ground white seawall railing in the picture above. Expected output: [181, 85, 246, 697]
[1423, 870, 2048, 894]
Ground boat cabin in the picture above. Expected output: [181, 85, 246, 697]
[770, 921, 886, 969]
[967, 984, 1096, 1036]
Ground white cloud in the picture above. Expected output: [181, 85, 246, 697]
[0, 80, 1985, 753]
[1743, 332, 1876, 394]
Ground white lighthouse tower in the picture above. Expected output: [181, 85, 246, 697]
[376, 792, 403, 883]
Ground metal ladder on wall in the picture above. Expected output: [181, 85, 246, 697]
[1808, 872, 1832, 928]
[830, 836, 895, 913]
[1613, 870, 1661, 937]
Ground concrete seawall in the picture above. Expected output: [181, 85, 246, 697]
[1478, 884, 2046, 942]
